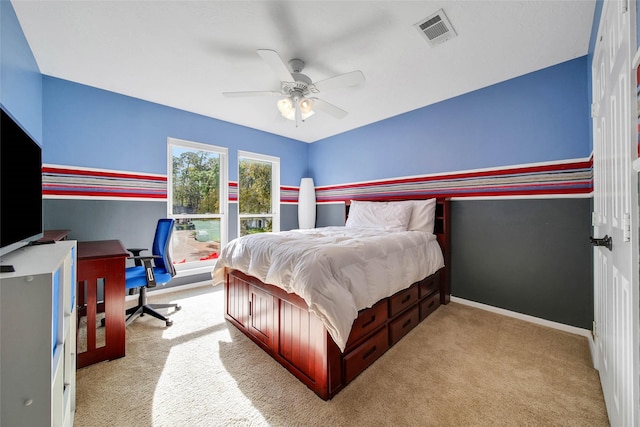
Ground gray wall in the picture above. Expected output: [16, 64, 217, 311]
[450, 198, 593, 329]
[281, 203, 302, 231]
[316, 203, 346, 227]
[44, 199, 166, 248]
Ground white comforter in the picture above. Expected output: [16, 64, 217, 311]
[211, 226, 444, 352]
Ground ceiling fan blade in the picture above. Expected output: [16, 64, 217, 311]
[311, 98, 348, 119]
[313, 70, 365, 92]
[222, 91, 282, 98]
[257, 49, 295, 83]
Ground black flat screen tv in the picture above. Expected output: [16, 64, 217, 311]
[0, 106, 43, 258]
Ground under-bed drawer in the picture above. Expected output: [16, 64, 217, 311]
[345, 301, 387, 349]
[389, 305, 419, 346]
[419, 291, 440, 321]
[419, 273, 440, 299]
[343, 328, 389, 384]
[388, 284, 419, 318]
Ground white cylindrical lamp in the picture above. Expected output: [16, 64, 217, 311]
[298, 177, 316, 229]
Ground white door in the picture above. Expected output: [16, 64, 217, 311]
[591, 1, 640, 426]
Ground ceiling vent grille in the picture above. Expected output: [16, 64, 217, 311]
[414, 9, 457, 47]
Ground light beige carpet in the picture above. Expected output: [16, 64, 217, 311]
[74, 285, 609, 427]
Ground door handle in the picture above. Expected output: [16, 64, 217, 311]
[590, 235, 612, 251]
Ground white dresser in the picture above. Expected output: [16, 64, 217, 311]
[0, 241, 77, 426]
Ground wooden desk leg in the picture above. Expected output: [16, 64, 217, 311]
[104, 257, 126, 360]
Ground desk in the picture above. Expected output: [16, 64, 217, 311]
[77, 240, 129, 368]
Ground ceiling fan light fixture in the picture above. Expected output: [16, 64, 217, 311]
[299, 98, 314, 114]
[277, 97, 294, 116]
[277, 96, 315, 121]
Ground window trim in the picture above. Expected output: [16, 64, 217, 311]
[237, 150, 280, 237]
[167, 137, 228, 275]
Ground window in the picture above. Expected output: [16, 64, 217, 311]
[167, 138, 228, 272]
[238, 151, 280, 237]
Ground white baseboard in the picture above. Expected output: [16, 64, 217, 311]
[450, 296, 595, 342]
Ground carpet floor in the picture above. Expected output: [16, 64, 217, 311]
[74, 284, 609, 427]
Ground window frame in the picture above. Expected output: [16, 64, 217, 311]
[167, 137, 228, 275]
[237, 150, 280, 237]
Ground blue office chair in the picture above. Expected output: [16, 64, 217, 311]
[125, 218, 181, 326]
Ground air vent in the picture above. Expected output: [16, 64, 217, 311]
[414, 9, 457, 47]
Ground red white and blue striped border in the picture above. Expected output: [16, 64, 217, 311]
[42, 158, 592, 202]
[228, 181, 238, 202]
[315, 158, 593, 202]
[42, 165, 167, 200]
[281, 186, 300, 204]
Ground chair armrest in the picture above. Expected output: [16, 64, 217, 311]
[130, 256, 159, 288]
[129, 255, 161, 261]
[129, 254, 161, 269]
[127, 248, 149, 266]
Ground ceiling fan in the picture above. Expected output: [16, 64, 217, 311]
[222, 49, 365, 127]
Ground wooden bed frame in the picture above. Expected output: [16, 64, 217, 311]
[224, 198, 451, 400]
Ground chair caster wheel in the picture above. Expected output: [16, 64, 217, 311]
[175, 305, 182, 311]
[166, 319, 173, 327]
[100, 318, 106, 327]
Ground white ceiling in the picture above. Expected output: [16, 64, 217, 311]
[11, 1, 596, 143]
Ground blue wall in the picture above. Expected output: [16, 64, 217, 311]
[309, 57, 590, 185]
[43, 77, 308, 184]
[0, 0, 42, 143]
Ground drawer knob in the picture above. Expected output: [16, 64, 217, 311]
[24, 399, 33, 407]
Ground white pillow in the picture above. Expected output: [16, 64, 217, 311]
[403, 199, 437, 233]
[345, 200, 412, 231]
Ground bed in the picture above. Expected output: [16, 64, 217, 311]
[212, 198, 450, 400]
